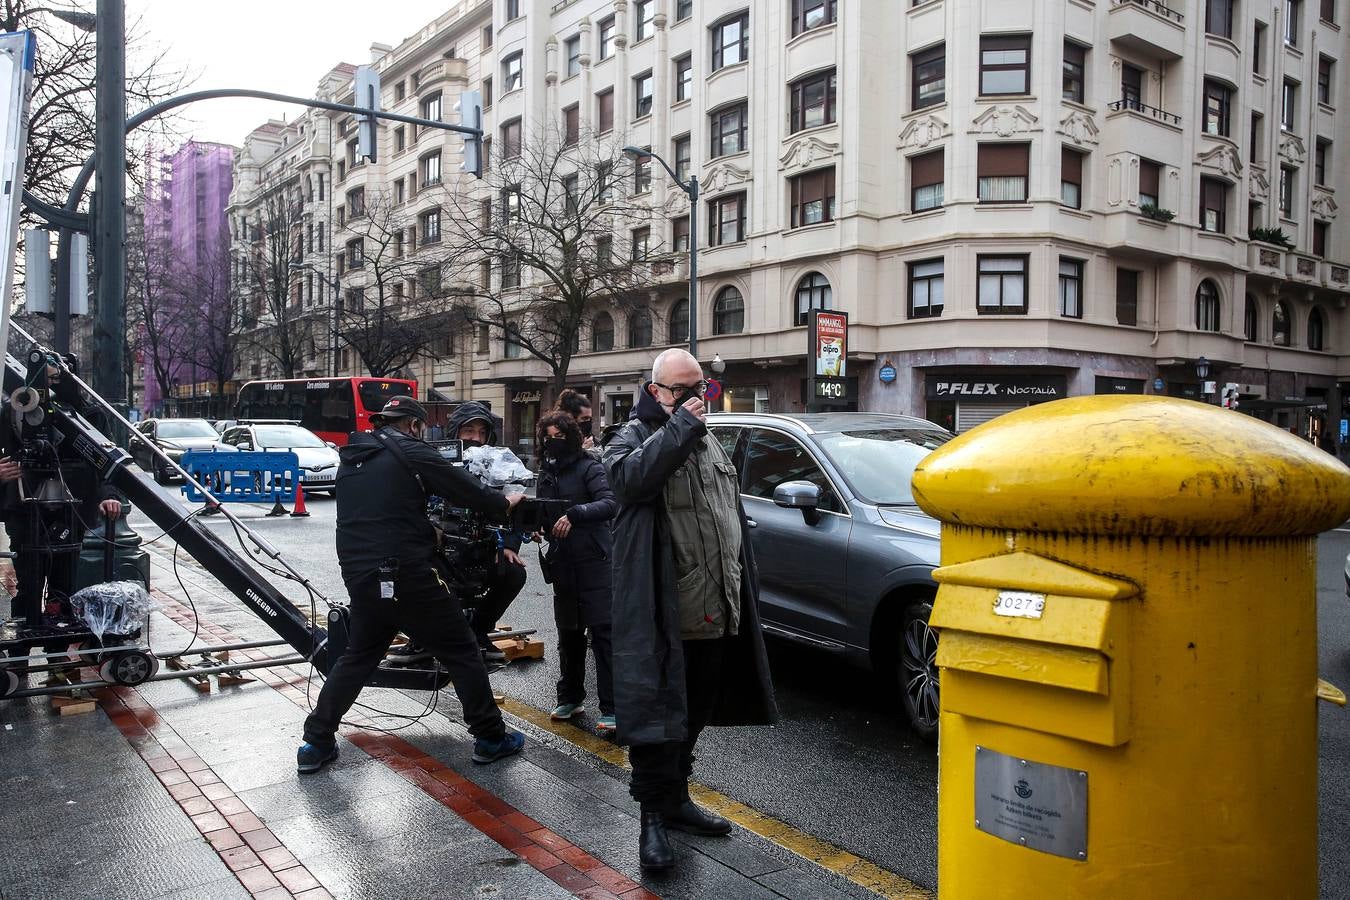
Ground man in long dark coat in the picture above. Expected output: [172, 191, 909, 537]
[602, 348, 777, 872]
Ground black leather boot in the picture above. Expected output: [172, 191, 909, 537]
[639, 811, 676, 871]
[664, 799, 733, 836]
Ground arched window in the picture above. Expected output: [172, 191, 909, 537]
[592, 312, 614, 352]
[1308, 306, 1326, 351]
[1272, 300, 1290, 346]
[794, 271, 832, 326]
[713, 286, 745, 334]
[669, 299, 690, 344]
[1244, 294, 1259, 342]
[628, 307, 653, 348]
[1195, 280, 1221, 332]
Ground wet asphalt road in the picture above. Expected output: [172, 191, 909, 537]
[130, 478, 1350, 896]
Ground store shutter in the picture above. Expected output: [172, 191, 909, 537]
[956, 401, 1027, 432]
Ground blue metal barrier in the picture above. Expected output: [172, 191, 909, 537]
[179, 450, 302, 504]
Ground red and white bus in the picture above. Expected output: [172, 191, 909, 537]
[235, 377, 417, 445]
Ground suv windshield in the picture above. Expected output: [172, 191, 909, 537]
[254, 425, 326, 448]
[157, 420, 218, 439]
[815, 428, 952, 505]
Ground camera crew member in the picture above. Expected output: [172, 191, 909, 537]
[1, 358, 122, 630]
[389, 401, 527, 665]
[298, 396, 526, 773]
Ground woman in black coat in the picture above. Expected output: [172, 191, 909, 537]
[536, 411, 619, 734]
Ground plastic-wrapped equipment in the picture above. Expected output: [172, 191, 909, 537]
[464, 445, 534, 487]
[69, 580, 156, 641]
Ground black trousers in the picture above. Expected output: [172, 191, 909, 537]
[469, 558, 526, 645]
[303, 562, 505, 748]
[628, 638, 727, 812]
[556, 623, 614, 715]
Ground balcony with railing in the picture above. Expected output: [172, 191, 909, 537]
[1106, 98, 1182, 126]
[1108, 0, 1186, 59]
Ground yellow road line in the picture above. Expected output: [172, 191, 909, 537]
[498, 698, 933, 900]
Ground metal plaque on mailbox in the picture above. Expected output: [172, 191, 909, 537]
[974, 746, 1088, 860]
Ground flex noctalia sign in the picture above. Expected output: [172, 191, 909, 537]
[925, 375, 1066, 401]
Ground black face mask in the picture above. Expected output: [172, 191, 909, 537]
[544, 437, 571, 458]
[578, 419, 593, 437]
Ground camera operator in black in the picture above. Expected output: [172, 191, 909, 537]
[298, 396, 526, 773]
[388, 400, 527, 665]
[1, 356, 123, 630]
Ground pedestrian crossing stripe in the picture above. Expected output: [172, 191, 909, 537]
[497, 698, 933, 900]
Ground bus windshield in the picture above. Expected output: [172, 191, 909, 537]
[358, 380, 410, 412]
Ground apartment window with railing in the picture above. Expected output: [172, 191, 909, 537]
[712, 13, 750, 71]
[1203, 79, 1233, 136]
[1061, 147, 1084, 208]
[1200, 176, 1229, 232]
[979, 34, 1031, 96]
[977, 143, 1029, 203]
[421, 151, 442, 185]
[1121, 64, 1143, 110]
[1063, 42, 1086, 103]
[599, 17, 616, 59]
[346, 187, 364, 217]
[1318, 56, 1334, 105]
[634, 71, 654, 118]
[1282, 79, 1298, 130]
[597, 89, 614, 133]
[419, 208, 442, 245]
[420, 91, 442, 123]
[1315, 138, 1330, 185]
[635, 0, 654, 41]
[1286, 0, 1301, 44]
[910, 149, 944, 211]
[1059, 258, 1084, 318]
[977, 255, 1029, 314]
[502, 52, 523, 93]
[709, 192, 747, 245]
[790, 167, 836, 227]
[1206, 0, 1234, 38]
[792, 0, 837, 36]
[675, 54, 693, 102]
[346, 238, 364, 269]
[908, 259, 944, 318]
[912, 44, 945, 109]
[1279, 165, 1296, 217]
[789, 69, 836, 132]
[565, 36, 581, 78]
[710, 103, 748, 157]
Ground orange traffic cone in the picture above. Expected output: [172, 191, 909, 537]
[290, 482, 311, 517]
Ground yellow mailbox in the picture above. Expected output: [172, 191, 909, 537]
[911, 394, 1350, 899]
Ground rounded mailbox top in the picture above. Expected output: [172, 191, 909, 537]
[911, 395, 1350, 537]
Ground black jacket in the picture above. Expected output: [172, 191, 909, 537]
[601, 386, 777, 746]
[335, 427, 509, 581]
[444, 400, 521, 553]
[537, 450, 617, 629]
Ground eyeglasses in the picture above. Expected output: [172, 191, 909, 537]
[653, 380, 708, 399]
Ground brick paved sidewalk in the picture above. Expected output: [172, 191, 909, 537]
[0, 552, 881, 900]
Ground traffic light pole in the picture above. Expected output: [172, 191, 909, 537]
[93, 0, 126, 406]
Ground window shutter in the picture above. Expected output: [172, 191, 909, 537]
[1139, 161, 1161, 197]
[911, 149, 944, 185]
[1061, 147, 1083, 182]
[978, 143, 1029, 177]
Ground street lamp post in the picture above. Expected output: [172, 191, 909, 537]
[623, 146, 698, 358]
[289, 262, 342, 375]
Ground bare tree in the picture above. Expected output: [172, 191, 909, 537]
[236, 190, 312, 379]
[123, 205, 185, 407]
[177, 241, 238, 399]
[335, 191, 458, 377]
[8, 1, 188, 218]
[439, 126, 666, 393]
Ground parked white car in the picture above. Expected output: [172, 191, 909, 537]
[219, 421, 341, 496]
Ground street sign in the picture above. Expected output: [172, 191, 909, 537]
[705, 378, 722, 402]
[879, 362, 897, 384]
[0, 31, 36, 362]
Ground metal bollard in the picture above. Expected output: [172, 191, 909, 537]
[911, 394, 1350, 899]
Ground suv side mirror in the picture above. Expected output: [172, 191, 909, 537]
[773, 480, 823, 526]
[325, 441, 338, 449]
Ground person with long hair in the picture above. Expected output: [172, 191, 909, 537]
[535, 410, 618, 734]
[554, 389, 598, 455]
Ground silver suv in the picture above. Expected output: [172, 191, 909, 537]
[708, 412, 952, 741]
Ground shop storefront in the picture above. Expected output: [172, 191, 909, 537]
[1095, 376, 1146, 395]
[923, 371, 1068, 432]
[506, 385, 543, 461]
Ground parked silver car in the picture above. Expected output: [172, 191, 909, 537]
[708, 412, 952, 741]
[219, 421, 341, 495]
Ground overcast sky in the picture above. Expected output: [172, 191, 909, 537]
[126, 1, 452, 148]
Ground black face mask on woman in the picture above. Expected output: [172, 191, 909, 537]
[544, 437, 571, 458]
[577, 418, 593, 437]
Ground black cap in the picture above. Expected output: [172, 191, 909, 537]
[371, 395, 428, 425]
